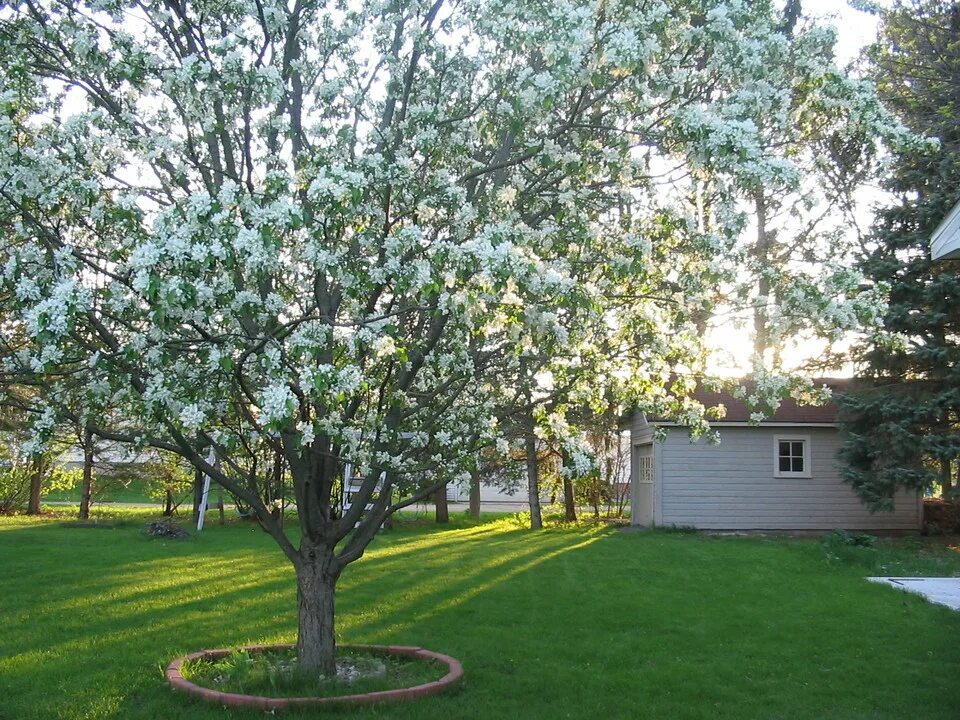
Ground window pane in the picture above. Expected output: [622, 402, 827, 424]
[792, 457, 804, 473]
[779, 457, 792, 472]
[792, 441, 804, 457]
[779, 441, 792, 457]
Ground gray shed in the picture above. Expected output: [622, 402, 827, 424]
[629, 383, 922, 531]
[931, 198, 960, 260]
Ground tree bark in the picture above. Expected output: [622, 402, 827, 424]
[295, 550, 339, 676]
[164, 488, 173, 517]
[434, 484, 449, 524]
[525, 429, 543, 530]
[752, 190, 774, 364]
[468, 470, 481, 520]
[940, 458, 953, 498]
[26, 457, 43, 515]
[272, 449, 284, 524]
[562, 473, 577, 522]
[558, 449, 577, 522]
[79, 425, 94, 520]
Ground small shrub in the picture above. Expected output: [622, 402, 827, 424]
[508, 511, 532, 528]
[0, 465, 33, 514]
[821, 529, 879, 565]
[0, 463, 80, 514]
[923, 499, 960, 533]
[827, 529, 877, 547]
[656, 523, 700, 534]
[181, 648, 440, 698]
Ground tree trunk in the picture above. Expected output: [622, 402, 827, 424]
[468, 470, 481, 520]
[752, 190, 774, 364]
[217, 483, 225, 525]
[525, 430, 543, 530]
[272, 450, 284, 525]
[164, 488, 173, 517]
[941, 458, 953, 498]
[562, 473, 577, 522]
[79, 425, 94, 520]
[559, 449, 577, 522]
[434, 484, 449, 524]
[295, 552, 339, 676]
[26, 458, 43, 515]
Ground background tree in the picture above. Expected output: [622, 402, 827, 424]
[733, 5, 889, 370]
[143, 451, 195, 517]
[467, 444, 527, 519]
[574, 409, 632, 520]
[640, 2, 917, 375]
[0, 0, 906, 674]
[433, 482, 449, 524]
[77, 421, 96, 520]
[839, 0, 960, 509]
[0, 393, 79, 513]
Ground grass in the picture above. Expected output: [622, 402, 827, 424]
[1, 509, 959, 719]
[181, 647, 443, 698]
[820, 530, 960, 577]
[44, 477, 159, 505]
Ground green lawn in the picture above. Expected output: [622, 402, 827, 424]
[1, 511, 959, 720]
[43, 477, 159, 505]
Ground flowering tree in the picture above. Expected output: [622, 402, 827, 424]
[0, 0, 901, 673]
[669, 5, 921, 372]
[733, 12, 899, 369]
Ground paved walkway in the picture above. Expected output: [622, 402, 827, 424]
[867, 577, 960, 611]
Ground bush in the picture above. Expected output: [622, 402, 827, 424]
[0, 464, 33, 514]
[923, 499, 960, 533]
[821, 529, 879, 565]
[825, 529, 878, 547]
[656, 523, 700, 534]
[0, 463, 80, 514]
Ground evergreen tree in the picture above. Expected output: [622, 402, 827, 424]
[839, 0, 960, 509]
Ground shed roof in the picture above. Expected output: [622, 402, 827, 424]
[660, 378, 853, 425]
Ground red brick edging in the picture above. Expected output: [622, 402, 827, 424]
[165, 643, 463, 709]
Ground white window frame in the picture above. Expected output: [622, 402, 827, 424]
[773, 434, 811, 479]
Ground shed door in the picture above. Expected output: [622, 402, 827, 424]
[632, 443, 654, 526]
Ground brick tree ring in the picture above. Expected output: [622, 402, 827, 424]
[165, 643, 464, 710]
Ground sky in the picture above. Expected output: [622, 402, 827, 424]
[806, 0, 885, 65]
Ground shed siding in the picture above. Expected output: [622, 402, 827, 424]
[932, 198, 960, 260]
[630, 412, 657, 526]
[659, 426, 921, 530]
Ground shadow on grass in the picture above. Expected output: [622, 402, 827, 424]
[2, 517, 960, 720]
[342, 530, 608, 638]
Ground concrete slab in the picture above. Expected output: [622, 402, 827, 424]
[866, 577, 960, 611]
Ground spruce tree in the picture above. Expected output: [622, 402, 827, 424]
[839, 0, 960, 509]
